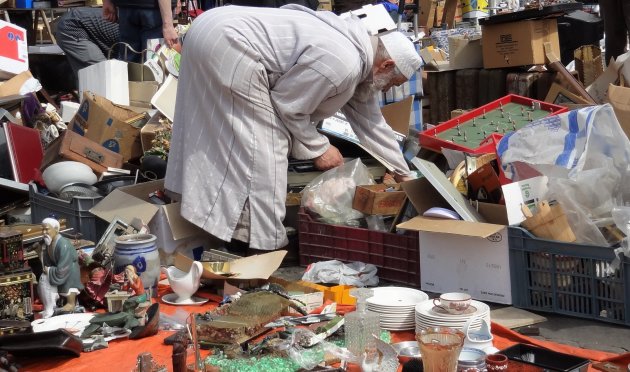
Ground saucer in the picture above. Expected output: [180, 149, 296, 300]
[161, 293, 209, 306]
[431, 305, 478, 316]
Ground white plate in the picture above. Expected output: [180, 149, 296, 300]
[367, 287, 428, 307]
[161, 293, 209, 306]
[415, 299, 490, 320]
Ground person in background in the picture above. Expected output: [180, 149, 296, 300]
[599, 0, 630, 64]
[102, 0, 180, 62]
[55, 7, 120, 84]
[165, 5, 421, 254]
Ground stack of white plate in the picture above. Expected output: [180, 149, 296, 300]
[415, 299, 491, 333]
[367, 287, 429, 331]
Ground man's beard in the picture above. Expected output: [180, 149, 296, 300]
[354, 69, 398, 102]
[43, 234, 52, 246]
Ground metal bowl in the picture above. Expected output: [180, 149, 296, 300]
[201, 261, 230, 274]
[391, 341, 421, 363]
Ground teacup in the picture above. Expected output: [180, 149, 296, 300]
[433, 292, 472, 315]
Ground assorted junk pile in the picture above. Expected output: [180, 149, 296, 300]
[0, 0, 629, 371]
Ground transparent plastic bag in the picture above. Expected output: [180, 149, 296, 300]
[301, 158, 374, 225]
[301, 260, 379, 287]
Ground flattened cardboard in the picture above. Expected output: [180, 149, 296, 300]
[380, 95, 413, 138]
[174, 251, 286, 280]
[0, 70, 32, 102]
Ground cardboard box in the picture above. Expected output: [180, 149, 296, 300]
[481, 19, 560, 69]
[397, 177, 512, 304]
[223, 276, 324, 313]
[352, 183, 406, 215]
[449, 35, 483, 70]
[607, 84, 630, 140]
[0, 21, 28, 80]
[140, 112, 167, 153]
[71, 92, 148, 161]
[90, 179, 214, 256]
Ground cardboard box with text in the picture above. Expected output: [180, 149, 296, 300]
[481, 18, 560, 69]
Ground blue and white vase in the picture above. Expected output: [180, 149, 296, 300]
[114, 234, 159, 297]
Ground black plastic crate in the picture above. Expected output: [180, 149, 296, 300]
[509, 227, 630, 326]
[298, 208, 420, 287]
[29, 184, 106, 242]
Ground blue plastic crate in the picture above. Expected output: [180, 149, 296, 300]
[509, 227, 630, 326]
[29, 184, 106, 243]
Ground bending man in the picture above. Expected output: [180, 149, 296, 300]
[165, 5, 421, 252]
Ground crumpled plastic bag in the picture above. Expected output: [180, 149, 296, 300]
[301, 260, 379, 287]
[301, 158, 374, 225]
[497, 105, 630, 245]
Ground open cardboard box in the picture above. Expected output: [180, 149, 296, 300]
[397, 177, 512, 304]
[90, 179, 213, 257]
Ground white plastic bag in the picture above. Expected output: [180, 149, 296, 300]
[301, 158, 374, 225]
[497, 105, 630, 245]
[301, 260, 379, 287]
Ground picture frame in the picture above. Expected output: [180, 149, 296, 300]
[545, 83, 591, 106]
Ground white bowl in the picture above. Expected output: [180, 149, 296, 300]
[42, 161, 97, 194]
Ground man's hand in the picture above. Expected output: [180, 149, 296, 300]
[162, 24, 179, 49]
[313, 145, 344, 171]
[102, 0, 117, 23]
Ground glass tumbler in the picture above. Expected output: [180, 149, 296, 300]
[416, 327, 465, 372]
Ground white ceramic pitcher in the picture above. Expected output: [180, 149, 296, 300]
[462, 316, 498, 354]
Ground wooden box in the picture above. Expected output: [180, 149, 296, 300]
[0, 269, 33, 320]
[41, 130, 123, 176]
[0, 231, 23, 273]
[352, 184, 406, 215]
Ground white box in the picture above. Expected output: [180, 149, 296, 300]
[397, 177, 512, 304]
[78, 59, 130, 106]
[0, 20, 28, 79]
[419, 228, 511, 304]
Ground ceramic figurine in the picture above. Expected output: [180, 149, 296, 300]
[122, 265, 148, 303]
[40, 217, 84, 314]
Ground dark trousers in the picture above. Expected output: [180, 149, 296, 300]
[600, 0, 630, 64]
[117, 7, 164, 62]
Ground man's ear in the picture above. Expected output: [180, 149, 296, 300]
[377, 58, 396, 73]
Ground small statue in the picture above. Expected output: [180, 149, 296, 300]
[122, 265, 147, 304]
[39, 217, 84, 316]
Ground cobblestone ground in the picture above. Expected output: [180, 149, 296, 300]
[274, 266, 630, 354]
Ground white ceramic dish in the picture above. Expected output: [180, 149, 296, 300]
[161, 293, 208, 306]
[42, 161, 97, 194]
[367, 287, 428, 307]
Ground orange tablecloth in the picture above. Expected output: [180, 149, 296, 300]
[19, 283, 630, 372]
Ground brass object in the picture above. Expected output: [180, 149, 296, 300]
[201, 261, 230, 275]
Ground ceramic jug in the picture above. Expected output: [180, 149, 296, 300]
[114, 234, 160, 297]
[462, 316, 497, 354]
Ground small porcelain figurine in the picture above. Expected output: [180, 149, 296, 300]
[123, 265, 148, 304]
[39, 217, 83, 316]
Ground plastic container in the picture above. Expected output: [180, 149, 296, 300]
[29, 184, 107, 243]
[509, 227, 630, 326]
[297, 208, 420, 286]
